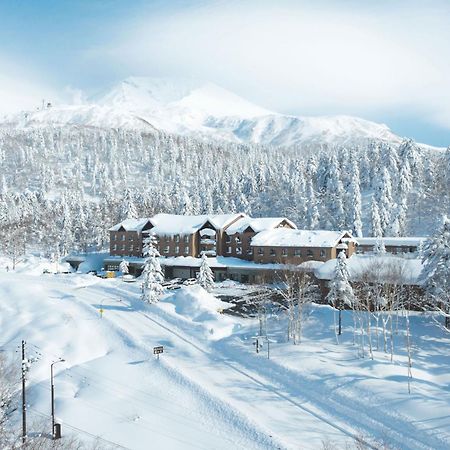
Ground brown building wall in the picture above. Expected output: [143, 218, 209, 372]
[222, 231, 255, 260]
[252, 246, 333, 265]
[156, 234, 197, 257]
[110, 231, 143, 257]
[357, 244, 418, 255]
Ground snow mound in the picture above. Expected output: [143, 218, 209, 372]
[161, 285, 237, 340]
[165, 285, 232, 319]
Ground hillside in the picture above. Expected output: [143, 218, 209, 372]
[0, 261, 449, 449]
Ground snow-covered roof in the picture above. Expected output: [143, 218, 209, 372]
[356, 237, 426, 247]
[148, 213, 244, 236]
[159, 256, 285, 270]
[315, 254, 424, 285]
[225, 216, 296, 235]
[251, 229, 348, 248]
[109, 218, 151, 232]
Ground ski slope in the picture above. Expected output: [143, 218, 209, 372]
[0, 263, 449, 449]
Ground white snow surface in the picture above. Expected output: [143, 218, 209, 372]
[251, 229, 347, 248]
[148, 213, 244, 236]
[315, 254, 424, 284]
[1, 76, 424, 149]
[1, 261, 450, 449]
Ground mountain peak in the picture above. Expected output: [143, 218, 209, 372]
[92, 76, 271, 118]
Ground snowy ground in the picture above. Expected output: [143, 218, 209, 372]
[0, 259, 449, 449]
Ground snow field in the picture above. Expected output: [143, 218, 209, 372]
[1, 267, 449, 449]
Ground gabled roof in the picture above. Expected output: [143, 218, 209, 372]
[225, 217, 296, 235]
[251, 229, 349, 248]
[148, 213, 245, 236]
[109, 218, 152, 232]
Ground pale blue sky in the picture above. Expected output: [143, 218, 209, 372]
[1, 0, 449, 146]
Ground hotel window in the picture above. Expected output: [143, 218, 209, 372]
[227, 246, 232, 254]
[281, 248, 288, 257]
[113, 244, 117, 251]
[175, 246, 180, 254]
[225, 235, 231, 243]
[122, 244, 126, 250]
[307, 249, 314, 257]
[294, 249, 301, 256]
[258, 248, 264, 255]
[320, 249, 326, 257]
[184, 246, 190, 255]
[112, 234, 117, 241]
[235, 236, 242, 244]
[270, 248, 276, 256]
[236, 247, 242, 255]
[164, 246, 170, 254]
[121, 234, 126, 241]
[247, 248, 253, 255]
[175, 235, 180, 243]
[184, 235, 189, 243]
[128, 235, 133, 241]
[129, 245, 134, 251]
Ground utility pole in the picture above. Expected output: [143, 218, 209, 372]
[21, 340, 26, 444]
[51, 359, 65, 439]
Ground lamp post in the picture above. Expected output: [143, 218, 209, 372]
[51, 359, 65, 439]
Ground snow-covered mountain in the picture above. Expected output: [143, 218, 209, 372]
[1, 76, 402, 147]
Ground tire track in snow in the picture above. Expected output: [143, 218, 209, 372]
[70, 286, 282, 450]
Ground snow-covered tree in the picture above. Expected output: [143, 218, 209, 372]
[141, 234, 164, 304]
[347, 162, 363, 237]
[121, 188, 138, 220]
[421, 216, 450, 330]
[326, 251, 355, 339]
[373, 238, 386, 255]
[119, 259, 129, 275]
[370, 197, 382, 238]
[197, 253, 215, 291]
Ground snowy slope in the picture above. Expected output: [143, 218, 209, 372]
[1, 76, 405, 148]
[1, 260, 449, 449]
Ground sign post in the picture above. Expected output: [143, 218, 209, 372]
[153, 346, 164, 360]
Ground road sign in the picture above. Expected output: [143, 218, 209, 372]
[153, 346, 164, 359]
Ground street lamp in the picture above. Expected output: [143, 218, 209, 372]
[51, 358, 65, 439]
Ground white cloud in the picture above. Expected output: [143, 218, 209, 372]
[0, 57, 59, 116]
[94, 0, 450, 128]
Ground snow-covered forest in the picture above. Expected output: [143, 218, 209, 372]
[0, 125, 448, 258]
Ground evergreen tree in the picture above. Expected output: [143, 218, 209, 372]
[421, 216, 450, 330]
[197, 254, 215, 292]
[141, 234, 164, 304]
[326, 251, 355, 337]
[121, 188, 138, 220]
[348, 162, 363, 237]
[119, 259, 129, 275]
[370, 197, 382, 238]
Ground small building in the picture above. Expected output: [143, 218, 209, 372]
[314, 254, 424, 302]
[356, 237, 425, 256]
[251, 229, 356, 265]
